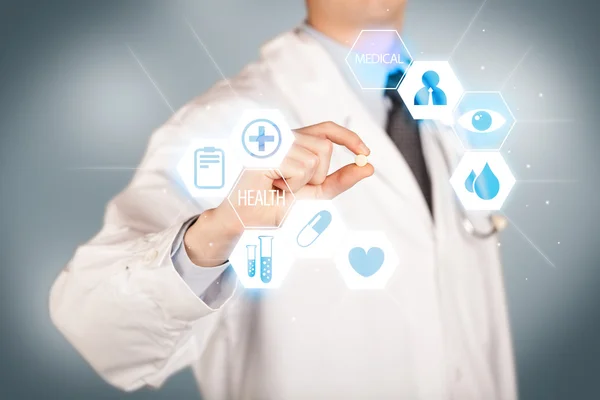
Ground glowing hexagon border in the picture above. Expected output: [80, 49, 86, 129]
[226, 168, 297, 229]
[229, 109, 296, 169]
[175, 139, 244, 200]
[227, 228, 294, 290]
[333, 230, 400, 290]
[449, 151, 517, 211]
[345, 29, 414, 90]
[451, 91, 517, 151]
[277, 199, 349, 260]
[397, 60, 465, 122]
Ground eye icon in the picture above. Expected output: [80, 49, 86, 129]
[458, 109, 506, 133]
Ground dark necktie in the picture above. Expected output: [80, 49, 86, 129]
[384, 70, 433, 215]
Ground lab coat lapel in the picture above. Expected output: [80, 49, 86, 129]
[263, 29, 433, 227]
[420, 121, 457, 237]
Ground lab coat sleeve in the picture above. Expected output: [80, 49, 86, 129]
[49, 114, 239, 391]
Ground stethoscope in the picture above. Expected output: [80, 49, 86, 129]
[461, 213, 506, 239]
[359, 117, 506, 240]
[431, 125, 507, 239]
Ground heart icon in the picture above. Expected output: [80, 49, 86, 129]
[348, 247, 385, 277]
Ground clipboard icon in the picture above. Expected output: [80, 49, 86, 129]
[194, 147, 225, 189]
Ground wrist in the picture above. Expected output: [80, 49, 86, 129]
[213, 201, 245, 236]
[183, 206, 243, 267]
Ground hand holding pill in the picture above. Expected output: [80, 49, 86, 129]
[186, 121, 374, 265]
[222, 121, 374, 228]
[283, 121, 374, 199]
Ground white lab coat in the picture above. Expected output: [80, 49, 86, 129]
[49, 28, 517, 400]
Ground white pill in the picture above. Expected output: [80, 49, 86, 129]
[355, 154, 368, 167]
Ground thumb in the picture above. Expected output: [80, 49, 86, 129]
[318, 163, 374, 199]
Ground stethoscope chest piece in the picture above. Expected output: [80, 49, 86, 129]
[461, 213, 507, 239]
[491, 214, 508, 232]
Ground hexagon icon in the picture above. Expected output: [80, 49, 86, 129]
[230, 109, 295, 168]
[398, 61, 464, 121]
[280, 200, 347, 259]
[229, 229, 293, 289]
[449, 152, 516, 211]
[453, 91, 516, 150]
[227, 168, 296, 229]
[345, 30, 413, 89]
[176, 139, 243, 199]
[334, 230, 400, 290]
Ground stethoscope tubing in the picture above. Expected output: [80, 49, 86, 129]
[341, 116, 503, 239]
[431, 129, 501, 239]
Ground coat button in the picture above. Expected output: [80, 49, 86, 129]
[144, 249, 159, 263]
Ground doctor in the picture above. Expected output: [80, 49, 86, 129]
[50, 0, 517, 399]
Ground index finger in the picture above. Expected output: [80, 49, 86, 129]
[294, 121, 370, 156]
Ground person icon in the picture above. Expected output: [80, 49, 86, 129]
[414, 70, 447, 106]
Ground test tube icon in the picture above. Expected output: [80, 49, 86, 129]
[258, 235, 274, 283]
[246, 245, 256, 277]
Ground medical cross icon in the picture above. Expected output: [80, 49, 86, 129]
[249, 125, 275, 152]
[241, 118, 282, 159]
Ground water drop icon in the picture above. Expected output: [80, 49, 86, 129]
[473, 163, 500, 200]
[464, 170, 476, 193]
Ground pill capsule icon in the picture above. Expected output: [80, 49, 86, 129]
[296, 210, 332, 248]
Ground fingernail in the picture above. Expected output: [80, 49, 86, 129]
[359, 143, 370, 155]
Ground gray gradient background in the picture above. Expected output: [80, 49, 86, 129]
[1, 0, 599, 398]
